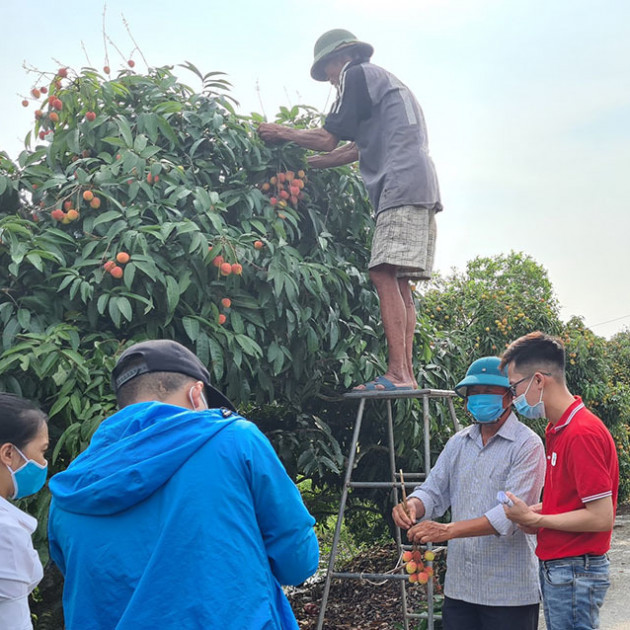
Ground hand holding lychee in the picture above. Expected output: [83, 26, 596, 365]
[407, 520, 452, 544]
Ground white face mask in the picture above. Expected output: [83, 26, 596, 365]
[513, 375, 546, 420]
[189, 386, 208, 411]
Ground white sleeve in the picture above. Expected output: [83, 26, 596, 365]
[0, 521, 43, 601]
[0, 597, 34, 629]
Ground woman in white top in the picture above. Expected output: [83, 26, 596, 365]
[0, 393, 49, 630]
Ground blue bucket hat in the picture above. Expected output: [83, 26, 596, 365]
[454, 356, 510, 398]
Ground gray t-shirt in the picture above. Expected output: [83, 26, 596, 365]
[324, 61, 442, 215]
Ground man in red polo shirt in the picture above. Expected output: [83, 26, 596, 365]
[499, 332, 618, 630]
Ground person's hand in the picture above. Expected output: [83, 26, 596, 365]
[392, 499, 419, 530]
[257, 123, 286, 144]
[516, 502, 542, 534]
[503, 492, 542, 528]
[407, 520, 452, 544]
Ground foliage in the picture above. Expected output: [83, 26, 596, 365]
[0, 62, 384, 548]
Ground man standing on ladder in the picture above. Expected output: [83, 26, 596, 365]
[258, 28, 442, 393]
[392, 357, 545, 630]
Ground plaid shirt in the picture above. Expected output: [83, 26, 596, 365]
[409, 413, 545, 606]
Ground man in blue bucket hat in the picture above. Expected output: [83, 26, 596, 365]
[392, 356, 545, 629]
[258, 29, 442, 393]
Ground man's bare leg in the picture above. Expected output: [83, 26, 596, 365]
[354, 263, 415, 389]
[398, 277, 418, 389]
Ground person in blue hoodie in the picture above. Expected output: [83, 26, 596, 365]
[48, 339, 319, 630]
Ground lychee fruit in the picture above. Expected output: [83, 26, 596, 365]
[417, 572, 429, 584]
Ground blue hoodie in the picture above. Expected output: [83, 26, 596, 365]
[48, 402, 319, 629]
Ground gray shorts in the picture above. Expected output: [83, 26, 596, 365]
[369, 205, 437, 280]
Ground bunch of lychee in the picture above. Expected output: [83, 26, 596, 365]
[402, 548, 436, 585]
[22, 69, 68, 134]
[24, 67, 98, 140]
[259, 170, 306, 217]
[102, 252, 130, 280]
[51, 200, 80, 224]
[50, 189, 102, 225]
[210, 252, 243, 277]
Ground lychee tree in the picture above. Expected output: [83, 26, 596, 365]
[0, 61, 397, 537]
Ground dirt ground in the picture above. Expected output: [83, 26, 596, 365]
[291, 506, 630, 630]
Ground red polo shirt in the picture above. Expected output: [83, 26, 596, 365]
[536, 397, 619, 560]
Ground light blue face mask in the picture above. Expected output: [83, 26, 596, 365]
[7, 446, 48, 500]
[467, 394, 506, 423]
[513, 376, 546, 420]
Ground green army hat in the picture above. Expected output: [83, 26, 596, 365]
[310, 29, 374, 81]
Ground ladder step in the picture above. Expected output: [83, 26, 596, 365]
[331, 572, 409, 581]
[407, 613, 444, 620]
[348, 479, 425, 488]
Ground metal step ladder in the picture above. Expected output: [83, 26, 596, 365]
[316, 388, 461, 630]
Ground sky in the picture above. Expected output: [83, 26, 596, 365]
[2, 0, 629, 338]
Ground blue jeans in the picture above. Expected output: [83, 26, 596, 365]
[539, 554, 610, 629]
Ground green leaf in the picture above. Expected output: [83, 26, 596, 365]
[67, 128, 81, 154]
[165, 276, 180, 313]
[25, 253, 43, 272]
[116, 116, 134, 148]
[183, 316, 200, 342]
[117, 297, 133, 322]
[108, 298, 121, 328]
[133, 134, 148, 152]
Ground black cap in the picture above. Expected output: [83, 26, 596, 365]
[111, 339, 235, 411]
